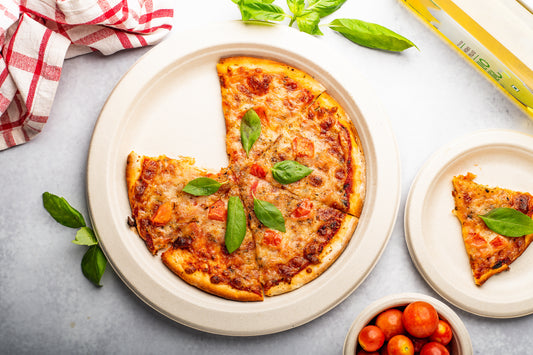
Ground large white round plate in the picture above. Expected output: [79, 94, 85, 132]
[405, 129, 533, 318]
[87, 21, 400, 335]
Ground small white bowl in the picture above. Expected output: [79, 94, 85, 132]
[343, 293, 473, 355]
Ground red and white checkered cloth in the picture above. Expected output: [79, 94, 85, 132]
[0, 0, 174, 150]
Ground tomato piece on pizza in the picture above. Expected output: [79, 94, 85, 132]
[242, 92, 366, 217]
[452, 173, 533, 286]
[216, 56, 325, 170]
[237, 173, 359, 296]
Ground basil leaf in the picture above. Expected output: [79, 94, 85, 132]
[237, 0, 286, 22]
[271, 160, 313, 184]
[225, 196, 247, 253]
[296, 11, 323, 35]
[308, 0, 347, 18]
[254, 198, 286, 232]
[81, 245, 107, 287]
[183, 177, 222, 196]
[287, 0, 305, 16]
[73, 227, 98, 246]
[42, 192, 86, 228]
[329, 18, 417, 52]
[480, 208, 533, 237]
[240, 108, 262, 156]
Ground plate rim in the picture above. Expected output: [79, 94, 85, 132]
[404, 128, 533, 318]
[86, 21, 401, 335]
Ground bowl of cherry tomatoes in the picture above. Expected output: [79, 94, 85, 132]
[343, 293, 472, 355]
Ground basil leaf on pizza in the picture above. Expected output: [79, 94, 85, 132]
[253, 198, 286, 232]
[73, 226, 98, 246]
[328, 18, 417, 52]
[240, 108, 262, 156]
[183, 177, 222, 196]
[42, 192, 86, 228]
[225, 196, 247, 253]
[271, 160, 313, 184]
[480, 208, 533, 237]
[81, 245, 107, 287]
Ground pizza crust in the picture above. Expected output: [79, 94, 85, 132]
[265, 214, 359, 296]
[312, 93, 366, 217]
[217, 56, 325, 97]
[162, 247, 264, 302]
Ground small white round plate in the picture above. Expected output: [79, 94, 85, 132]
[87, 21, 400, 335]
[405, 129, 533, 318]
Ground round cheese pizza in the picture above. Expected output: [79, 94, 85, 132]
[126, 56, 366, 301]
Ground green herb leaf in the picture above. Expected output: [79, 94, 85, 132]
[271, 160, 313, 184]
[254, 198, 286, 232]
[73, 227, 98, 246]
[480, 208, 533, 237]
[236, 0, 286, 22]
[329, 18, 417, 52]
[240, 108, 262, 156]
[183, 177, 222, 196]
[81, 245, 107, 287]
[225, 196, 247, 253]
[42, 192, 86, 228]
[307, 0, 347, 18]
[296, 10, 323, 35]
[287, 0, 305, 16]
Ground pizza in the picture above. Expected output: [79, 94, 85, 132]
[242, 92, 365, 216]
[216, 56, 325, 170]
[125, 56, 366, 301]
[452, 173, 533, 286]
[237, 172, 358, 296]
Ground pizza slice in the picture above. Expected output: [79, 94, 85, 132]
[452, 173, 533, 286]
[237, 172, 358, 296]
[126, 152, 230, 254]
[126, 152, 263, 301]
[160, 193, 263, 302]
[242, 92, 366, 216]
[216, 56, 325, 171]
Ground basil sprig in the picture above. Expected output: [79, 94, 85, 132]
[231, 0, 416, 52]
[271, 160, 313, 184]
[225, 196, 248, 253]
[480, 208, 533, 237]
[183, 177, 222, 196]
[328, 19, 418, 52]
[240, 108, 262, 156]
[42, 192, 107, 286]
[254, 198, 286, 232]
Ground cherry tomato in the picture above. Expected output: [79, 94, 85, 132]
[387, 335, 414, 355]
[402, 301, 439, 338]
[250, 163, 267, 179]
[429, 319, 453, 346]
[358, 325, 385, 352]
[409, 336, 429, 353]
[151, 202, 173, 225]
[356, 350, 380, 355]
[375, 308, 405, 341]
[420, 342, 450, 355]
[263, 230, 282, 247]
[292, 136, 315, 158]
[207, 200, 226, 221]
[291, 200, 313, 218]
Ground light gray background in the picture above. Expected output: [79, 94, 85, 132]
[2, 1, 532, 353]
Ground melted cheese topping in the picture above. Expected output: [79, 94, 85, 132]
[243, 93, 365, 216]
[217, 57, 325, 169]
